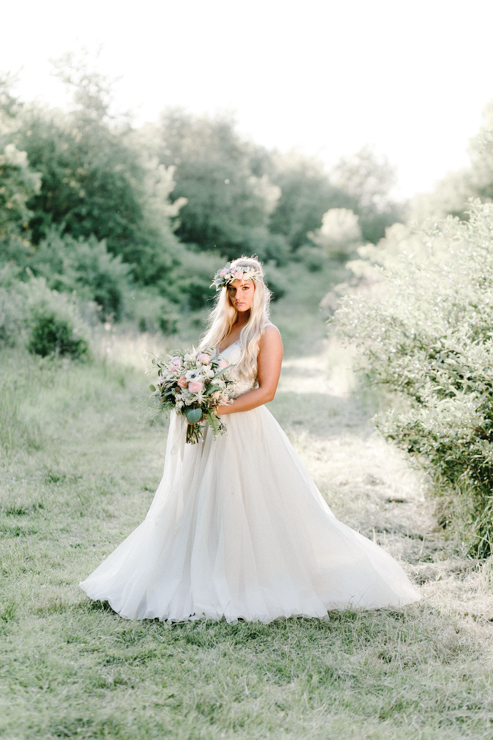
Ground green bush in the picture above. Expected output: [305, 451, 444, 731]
[296, 245, 327, 272]
[126, 289, 179, 335]
[333, 201, 493, 557]
[241, 228, 291, 267]
[29, 228, 131, 318]
[263, 262, 289, 301]
[0, 266, 25, 346]
[24, 278, 89, 359]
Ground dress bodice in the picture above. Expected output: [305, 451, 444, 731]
[219, 340, 256, 398]
[217, 323, 278, 398]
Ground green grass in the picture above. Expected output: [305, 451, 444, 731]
[1, 263, 493, 739]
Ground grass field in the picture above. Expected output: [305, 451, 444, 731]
[1, 264, 493, 739]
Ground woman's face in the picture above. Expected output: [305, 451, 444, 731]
[227, 279, 255, 313]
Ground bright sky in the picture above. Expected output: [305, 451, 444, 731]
[3, 0, 493, 198]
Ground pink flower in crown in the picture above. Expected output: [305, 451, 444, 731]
[233, 270, 243, 280]
[220, 269, 227, 277]
[188, 380, 204, 393]
[219, 359, 229, 369]
[197, 352, 211, 365]
[177, 376, 188, 388]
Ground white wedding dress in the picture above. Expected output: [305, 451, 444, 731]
[80, 334, 421, 622]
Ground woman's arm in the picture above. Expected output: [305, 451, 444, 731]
[216, 325, 283, 415]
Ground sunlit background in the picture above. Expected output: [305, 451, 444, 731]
[4, 4, 493, 735]
[3, 0, 493, 197]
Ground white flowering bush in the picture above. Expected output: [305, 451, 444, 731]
[333, 201, 493, 556]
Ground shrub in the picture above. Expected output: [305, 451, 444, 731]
[263, 262, 288, 301]
[333, 201, 493, 557]
[24, 278, 89, 359]
[126, 289, 179, 335]
[308, 208, 362, 260]
[0, 265, 25, 347]
[296, 245, 327, 272]
[0, 287, 24, 347]
[241, 228, 292, 267]
[173, 249, 223, 313]
[29, 229, 131, 319]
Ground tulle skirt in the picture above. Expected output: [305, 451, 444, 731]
[80, 407, 421, 622]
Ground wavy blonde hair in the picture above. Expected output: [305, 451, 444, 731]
[200, 256, 271, 381]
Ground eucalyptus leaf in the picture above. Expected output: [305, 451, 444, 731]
[185, 407, 203, 423]
[212, 365, 232, 380]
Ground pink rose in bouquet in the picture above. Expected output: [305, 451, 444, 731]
[188, 379, 204, 393]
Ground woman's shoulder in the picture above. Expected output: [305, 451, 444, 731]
[260, 322, 283, 349]
[264, 321, 281, 334]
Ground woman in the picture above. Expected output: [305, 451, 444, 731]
[80, 256, 421, 622]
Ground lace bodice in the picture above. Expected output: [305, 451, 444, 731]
[218, 322, 277, 398]
[219, 341, 256, 398]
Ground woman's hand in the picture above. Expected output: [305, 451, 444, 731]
[215, 404, 231, 416]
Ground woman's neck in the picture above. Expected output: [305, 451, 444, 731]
[235, 311, 251, 328]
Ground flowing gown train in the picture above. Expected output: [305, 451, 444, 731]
[80, 336, 421, 622]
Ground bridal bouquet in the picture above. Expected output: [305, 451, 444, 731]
[149, 345, 234, 444]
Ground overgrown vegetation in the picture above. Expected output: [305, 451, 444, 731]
[333, 102, 493, 557]
[1, 272, 492, 739]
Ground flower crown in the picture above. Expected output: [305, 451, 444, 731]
[211, 262, 262, 290]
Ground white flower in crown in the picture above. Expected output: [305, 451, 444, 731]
[211, 261, 261, 290]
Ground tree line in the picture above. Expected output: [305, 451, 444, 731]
[0, 55, 401, 348]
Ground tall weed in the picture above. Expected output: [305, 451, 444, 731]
[0, 359, 42, 453]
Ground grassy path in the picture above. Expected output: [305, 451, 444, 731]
[1, 269, 493, 739]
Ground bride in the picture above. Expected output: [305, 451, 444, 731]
[80, 256, 421, 622]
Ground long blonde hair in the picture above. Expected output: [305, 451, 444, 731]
[200, 256, 271, 381]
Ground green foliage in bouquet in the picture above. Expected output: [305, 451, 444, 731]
[333, 201, 493, 556]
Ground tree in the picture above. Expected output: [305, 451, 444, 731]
[9, 57, 185, 295]
[154, 110, 280, 256]
[308, 208, 362, 259]
[268, 152, 350, 250]
[408, 101, 493, 224]
[0, 143, 41, 264]
[330, 145, 403, 243]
